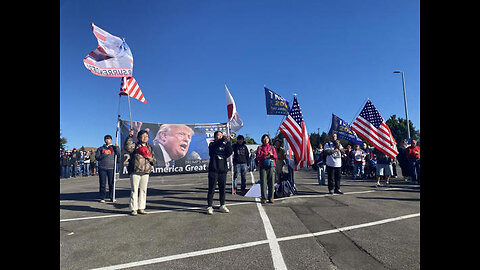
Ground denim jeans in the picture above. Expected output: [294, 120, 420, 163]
[317, 164, 326, 185]
[98, 168, 114, 200]
[408, 158, 420, 183]
[233, 163, 247, 191]
[353, 163, 365, 180]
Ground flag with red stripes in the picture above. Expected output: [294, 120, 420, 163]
[120, 76, 147, 104]
[279, 95, 314, 171]
[83, 23, 133, 77]
[351, 99, 398, 159]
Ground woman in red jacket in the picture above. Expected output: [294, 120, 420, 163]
[256, 134, 278, 204]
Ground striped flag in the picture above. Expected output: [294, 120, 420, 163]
[279, 95, 314, 171]
[351, 99, 398, 159]
[120, 76, 147, 104]
[84, 23, 133, 77]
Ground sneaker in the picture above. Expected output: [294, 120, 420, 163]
[130, 210, 138, 216]
[207, 207, 214, 215]
[268, 199, 275, 204]
[261, 200, 267, 204]
[329, 190, 334, 195]
[219, 205, 230, 213]
[334, 190, 343, 194]
[100, 199, 106, 203]
[375, 182, 381, 187]
[138, 209, 147, 215]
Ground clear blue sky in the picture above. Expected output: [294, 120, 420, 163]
[60, 0, 419, 149]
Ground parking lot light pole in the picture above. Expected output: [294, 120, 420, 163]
[393, 70, 411, 140]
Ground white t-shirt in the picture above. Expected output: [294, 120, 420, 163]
[324, 141, 342, 167]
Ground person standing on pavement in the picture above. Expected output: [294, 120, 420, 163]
[206, 131, 233, 215]
[256, 134, 278, 204]
[373, 148, 393, 187]
[324, 133, 344, 194]
[95, 135, 120, 203]
[232, 135, 250, 194]
[124, 129, 157, 216]
[352, 144, 366, 180]
[406, 139, 420, 184]
[314, 143, 326, 185]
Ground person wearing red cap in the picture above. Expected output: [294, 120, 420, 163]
[406, 140, 420, 184]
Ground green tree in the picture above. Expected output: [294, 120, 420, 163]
[385, 115, 420, 146]
[60, 129, 68, 151]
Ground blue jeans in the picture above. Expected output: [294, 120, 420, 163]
[233, 163, 247, 190]
[408, 158, 420, 183]
[98, 168, 114, 200]
[353, 163, 365, 180]
[61, 165, 70, 178]
[317, 164, 326, 185]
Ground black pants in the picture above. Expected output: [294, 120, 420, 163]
[98, 168, 114, 200]
[207, 171, 227, 207]
[326, 166, 341, 192]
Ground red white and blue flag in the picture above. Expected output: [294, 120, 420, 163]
[120, 76, 147, 104]
[83, 23, 133, 77]
[351, 99, 398, 159]
[279, 95, 314, 171]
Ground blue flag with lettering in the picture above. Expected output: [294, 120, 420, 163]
[329, 114, 363, 145]
[265, 87, 290, 115]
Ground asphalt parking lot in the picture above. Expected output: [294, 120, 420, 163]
[60, 168, 420, 270]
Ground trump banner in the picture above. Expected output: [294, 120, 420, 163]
[265, 87, 290, 115]
[119, 120, 228, 177]
[328, 114, 363, 145]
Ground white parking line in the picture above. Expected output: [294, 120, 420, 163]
[250, 171, 288, 269]
[89, 212, 420, 270]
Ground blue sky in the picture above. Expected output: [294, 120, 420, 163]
[60, 0, 419, 149]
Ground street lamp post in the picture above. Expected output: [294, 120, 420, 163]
[393, 70, 411, 140]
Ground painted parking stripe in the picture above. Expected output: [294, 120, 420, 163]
[89, 212, 420, 270]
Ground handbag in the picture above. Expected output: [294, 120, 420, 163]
[263, 158, 274, 168]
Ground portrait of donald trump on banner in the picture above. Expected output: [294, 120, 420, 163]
[152, 124, 195, 168]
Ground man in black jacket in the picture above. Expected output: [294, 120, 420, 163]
[232, 135, 250, 194]
[206, 131, 233, 215]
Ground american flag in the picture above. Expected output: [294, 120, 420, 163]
[351, 99, 398, 159]
[279, 96, 314, 171]
[120, 76, 147, 104]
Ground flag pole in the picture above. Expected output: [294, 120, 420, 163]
[113, 93, 122, 203]
[127, 94, 133, 128]
[226, 121, 235, 195]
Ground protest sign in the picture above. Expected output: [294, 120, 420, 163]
[119, 120, 228, 177]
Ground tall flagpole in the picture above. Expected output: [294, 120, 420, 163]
[113, 93, 122, 203]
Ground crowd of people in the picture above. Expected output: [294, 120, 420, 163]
[60, 148, 99, 179]
[60, 130, 420, 216]
[313, 135, 421, 190]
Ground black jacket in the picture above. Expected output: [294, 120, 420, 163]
[208, 139, 233, 173]
[232, 143, 250, 164]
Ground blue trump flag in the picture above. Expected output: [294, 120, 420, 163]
[329, 114, 363, 145]
[265, 87, 290, 115]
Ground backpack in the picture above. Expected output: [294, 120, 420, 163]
[274, 172, 295, 198]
